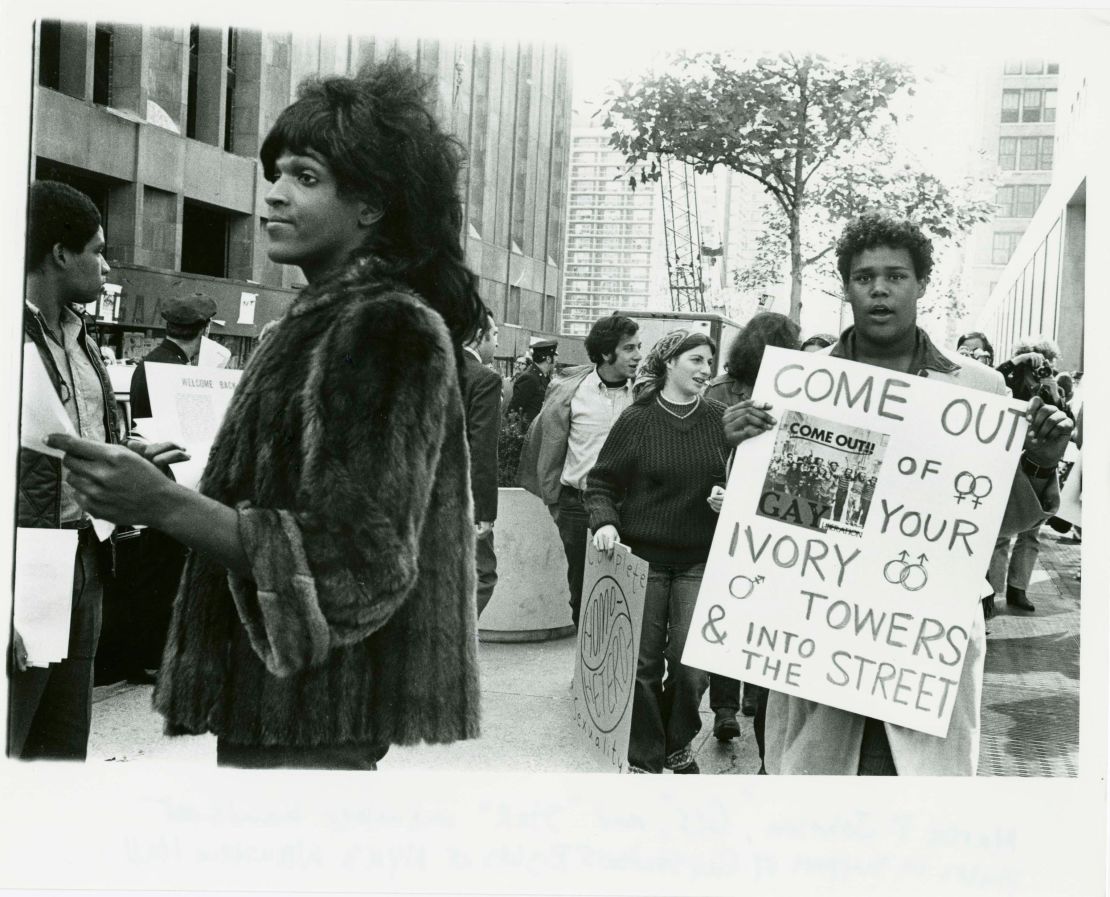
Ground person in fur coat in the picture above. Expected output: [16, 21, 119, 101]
[46, 59, 487, 769]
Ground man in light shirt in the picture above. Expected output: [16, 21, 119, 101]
[518, 314, 641, 628]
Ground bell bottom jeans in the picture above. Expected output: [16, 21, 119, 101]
[628, 561, 710, 773]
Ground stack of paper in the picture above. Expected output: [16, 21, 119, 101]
[14, 528, 78, 667]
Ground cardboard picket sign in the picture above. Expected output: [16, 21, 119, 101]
[683, 348, 1028, 737]
[571, 540, 648, 773]
[141, 362, 243, 490]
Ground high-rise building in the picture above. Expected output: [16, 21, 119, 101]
[974, 59, 1093, 372]
[560, 128, 666, 336]
[29, 23, 573, 365]
[964, 57, 1061, 320]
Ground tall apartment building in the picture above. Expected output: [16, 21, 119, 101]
[560, 128, 665, 337]
[975, 59, 1094, 372]
[964, 57, 1060, 320]
[29, 22, 573, 365]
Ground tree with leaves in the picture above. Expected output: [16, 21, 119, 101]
[604, 52, 989, 323]
[734, 135, 996, 303]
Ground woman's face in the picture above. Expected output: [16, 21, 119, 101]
[958, 336, 993, 366]
[263, 149, 377, 283]
[665, 344, 714, 399]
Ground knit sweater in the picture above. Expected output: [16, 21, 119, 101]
[584, 397, 730, 566]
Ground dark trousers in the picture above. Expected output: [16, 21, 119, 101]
[629, 562, 710, 773]
[475, 530, 498, 618]
[217, 738, 390, 769]
[8, 530, 103, 760]
[857, 716, 898, 776]
[709, 673, 741, 714]
[555, 486, 590, 628]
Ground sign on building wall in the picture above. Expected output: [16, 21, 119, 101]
[572, 541, 648, 773]
[683, 348, 1027, 737]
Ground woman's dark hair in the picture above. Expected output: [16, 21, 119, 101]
[633, 330, 716, 405]
[725, 312, 800, 386]
[958, 330, 995, 363]
[26, 180, 102, 271]
[260, 57, 484, 348]
[800, 333, 836, 351]
[835, 213, 934, 284]
[584, 313, 640, 364]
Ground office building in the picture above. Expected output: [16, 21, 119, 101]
[30, 22, 573, 365]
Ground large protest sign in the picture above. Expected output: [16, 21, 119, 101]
[571, 541, 647, 773]
[140, 363, 243, 489]
[683, 348, 1028, 737]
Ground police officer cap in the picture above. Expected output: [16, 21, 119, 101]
[161, 293, 218, 325]
[531, 339, 558, 361]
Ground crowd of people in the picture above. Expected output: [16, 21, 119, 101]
[11, 57, 1078, 776]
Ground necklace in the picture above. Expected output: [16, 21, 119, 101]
[657, 394, 700, 420]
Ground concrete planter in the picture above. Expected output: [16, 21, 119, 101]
[478, 487, 576, 643]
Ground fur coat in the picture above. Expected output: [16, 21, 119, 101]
[152, 258, 481, 748]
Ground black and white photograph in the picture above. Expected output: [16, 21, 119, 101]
[0, 2, 1106, 895]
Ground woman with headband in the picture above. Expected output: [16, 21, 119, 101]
[584, 329, 730, 774]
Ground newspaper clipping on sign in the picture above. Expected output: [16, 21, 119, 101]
[683, 348, 1029, 737]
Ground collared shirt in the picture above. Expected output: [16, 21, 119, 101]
[26, 302, 107, 523]
[560, 366, 634, 491]
[463, 346, 483, 365]
[829, 326, 959, 376]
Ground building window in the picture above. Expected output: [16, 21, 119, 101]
[224, 29, 238, 152]
[995, 185, 1014, 217]
[998, 137, 1017, 170]
[1039, 137, 1054, 170]
[1018, 136, 1040, 170]
[1003, 59, 1022, 75]
[38, 20, 61, 88]
[181, 200, 229, 277]
[1000, 90, 1020, 122]
[1024, 58, 1044, 75]
[186, 26, 200, 139]
[1014, 184, 1038, 217]
[93, 25, 112, 106]
[992, 232, 1022, 266]
[1043, 89, 1057, 122]
[1047, 62, 1059, 74]
[1021, 89, 1042, 122]
[507, 286, 521, 325]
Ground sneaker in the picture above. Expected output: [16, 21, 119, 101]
[713, 710, 741, 741]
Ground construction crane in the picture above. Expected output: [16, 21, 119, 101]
[658, 155, 706, 313]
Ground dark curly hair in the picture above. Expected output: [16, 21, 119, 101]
[260, 57, 484, 348]
[724, 312, 800, 386]
[26, 180, 102, 271]
[584, 313, 640, 364]
[835, 213, 934, 284]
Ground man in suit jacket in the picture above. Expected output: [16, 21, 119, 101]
[461, 311, 503, 617]
[128, 292, 218, 420]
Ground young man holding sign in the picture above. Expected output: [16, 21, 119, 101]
[720, 214, 1072, 775]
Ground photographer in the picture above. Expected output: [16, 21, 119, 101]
[987, 336, 1062, 615]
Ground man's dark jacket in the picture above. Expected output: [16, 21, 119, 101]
[460, 352, 502, 522]
[20, 308, 120, 528]
[507, 363, 550, 425]
[128, 338, 190, 421]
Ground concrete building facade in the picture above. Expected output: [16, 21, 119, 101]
[974, 61, 1094, 373]
[30, 21, 573, 365]
[964, 57, 1061, 320]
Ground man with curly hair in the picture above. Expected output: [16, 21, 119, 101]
[721, 212, 1073, 775]
[518, 313, 642, 628]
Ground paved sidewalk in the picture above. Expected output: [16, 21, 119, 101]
[88, 527, 1080, 776]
